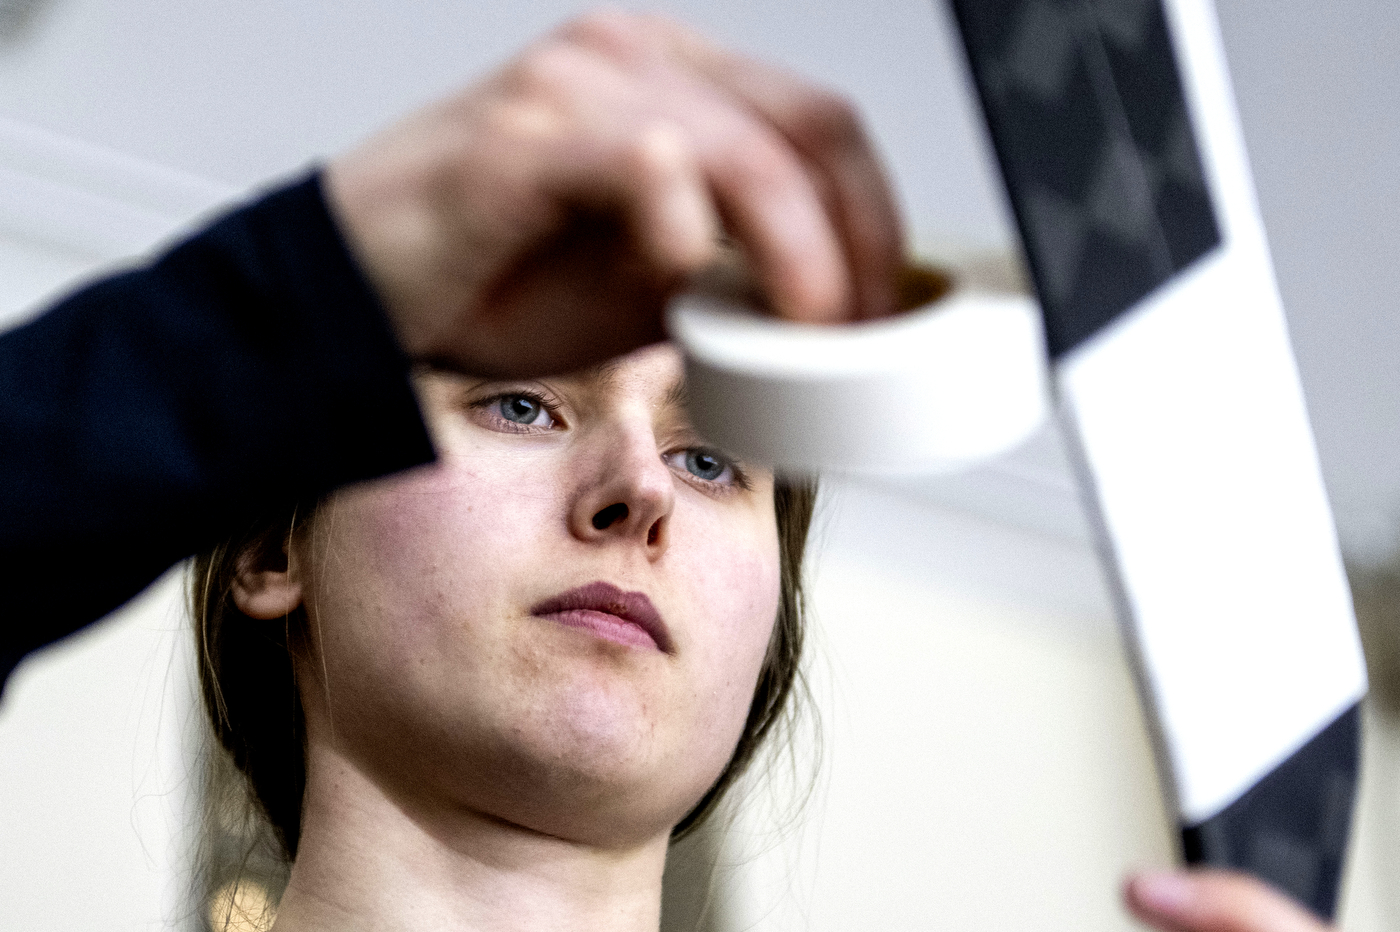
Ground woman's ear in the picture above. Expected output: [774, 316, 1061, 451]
[230, 533, 305, 620]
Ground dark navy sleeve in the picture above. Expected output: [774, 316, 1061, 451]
[0, 171, 436, 691]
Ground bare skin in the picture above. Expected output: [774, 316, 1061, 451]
[325, 10, 905, 378]
[1126, 869, 1334, 932]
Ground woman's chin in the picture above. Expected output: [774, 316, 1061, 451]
[327, 623, 742, 846]
[451, 706, 724, 847]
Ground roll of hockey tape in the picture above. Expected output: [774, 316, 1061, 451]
[668, 276, 1049, 475]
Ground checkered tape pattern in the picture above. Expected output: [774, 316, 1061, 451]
[950, 0, 1220, 358]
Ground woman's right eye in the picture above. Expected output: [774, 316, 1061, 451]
[497, 394, 554, 427]
[469, 391, 560, 431]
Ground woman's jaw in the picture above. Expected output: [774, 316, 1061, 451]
[274, 743, 675, 932]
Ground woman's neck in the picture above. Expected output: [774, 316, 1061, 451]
[269, 745, 671, 932]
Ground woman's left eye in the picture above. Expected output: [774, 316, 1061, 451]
[666, 447, 737, 485]
[494, 394, 555, 428]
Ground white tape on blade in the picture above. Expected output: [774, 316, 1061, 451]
[1060, 245, 1366, 824]
[1058, 0, 1366, 826]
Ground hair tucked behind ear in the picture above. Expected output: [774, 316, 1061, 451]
[192, 509, 314, 930]
[194, 513, 311, 862]
[191, 478, 817, 914]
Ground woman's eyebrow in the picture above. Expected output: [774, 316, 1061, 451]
[662, 379, 689, 414]
[586, 358, 625, 387]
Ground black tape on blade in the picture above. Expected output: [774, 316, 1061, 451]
[949, 0, 1219, 358]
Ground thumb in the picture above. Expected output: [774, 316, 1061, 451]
[1124, 869, 1332, 932]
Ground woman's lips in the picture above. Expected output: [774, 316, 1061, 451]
[530, 581, 672, 653]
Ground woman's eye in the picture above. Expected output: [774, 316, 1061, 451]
[677, 448, 734, 484]
[495, 394, 555, 427]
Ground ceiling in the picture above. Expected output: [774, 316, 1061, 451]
[0, 0, 1013, 243]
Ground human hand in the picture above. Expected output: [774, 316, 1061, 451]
[324, 10, 904, 377]
[1125, 869, 1333, 932]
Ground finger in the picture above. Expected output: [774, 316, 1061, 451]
[556, 12, 856, 323]
[697, 111, 852, 322]
[1124, 870, 1332, 932]
[495, 41, 722, 282]
[630, 13, 905, 320]
[585, 119, 720, 279]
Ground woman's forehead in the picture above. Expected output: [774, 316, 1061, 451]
[575, 343, 686, 410]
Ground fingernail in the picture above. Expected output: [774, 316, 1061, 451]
[1132, 871, 1197, 916]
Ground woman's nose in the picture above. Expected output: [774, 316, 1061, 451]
[568, 425, 674, 555]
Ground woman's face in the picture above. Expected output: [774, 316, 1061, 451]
[289, 344, 781, 847]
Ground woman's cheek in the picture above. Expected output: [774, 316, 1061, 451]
[673, 507, 782, 725]
[305, 461, 554, 661]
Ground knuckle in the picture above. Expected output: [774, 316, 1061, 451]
[726, 132, 798, 193]
[793, 90, 865, 152]
[506, 43, 588, 98]
[624, 123, 687, 178]
[557, 10, 649, 62]
[481, 97, 561, 144]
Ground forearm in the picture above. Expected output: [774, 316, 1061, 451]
[0, 172, 434, 688]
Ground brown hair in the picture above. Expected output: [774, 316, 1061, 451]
[191, 476, 816, 879]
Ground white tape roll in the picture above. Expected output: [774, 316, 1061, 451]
[668, 284, 1051, 475]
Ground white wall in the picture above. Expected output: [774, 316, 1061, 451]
[0, 569, 198, 932]
[0, 232, 96, 328]
[1211, 1, 1400, 562]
